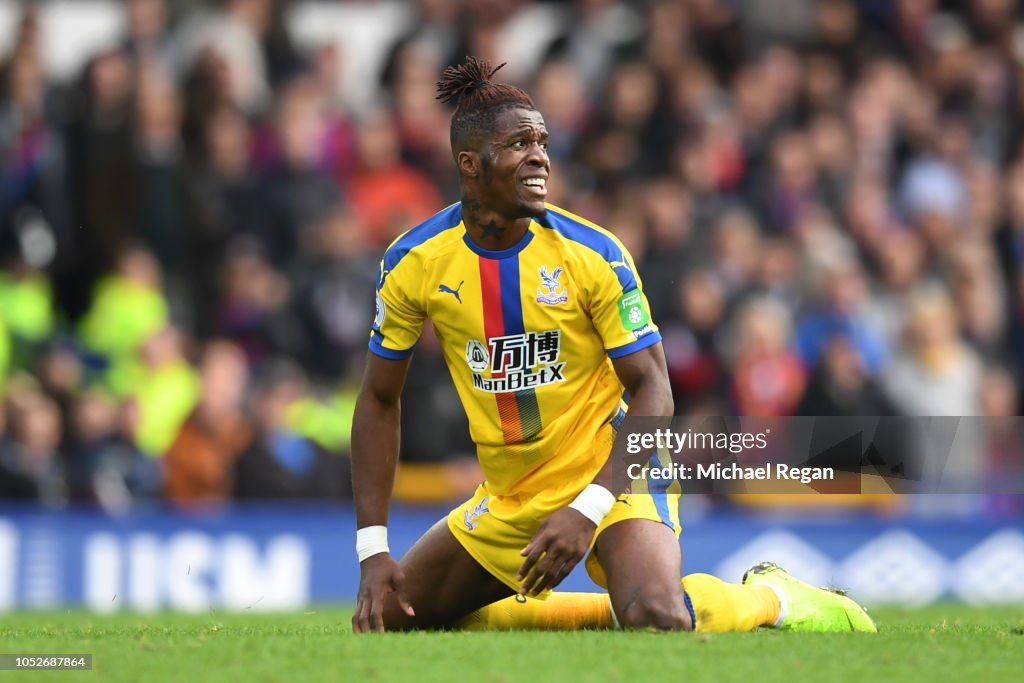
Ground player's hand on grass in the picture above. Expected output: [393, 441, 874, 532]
[517, 507, 596, 597]
[353, 553, 414, 633]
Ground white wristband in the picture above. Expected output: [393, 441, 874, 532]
[568, 484, 616, 526]
[356, 525, 389, 563]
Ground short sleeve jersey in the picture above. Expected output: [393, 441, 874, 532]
[370, 203, 661, 496]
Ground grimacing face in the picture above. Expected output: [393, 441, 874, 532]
[477, 107, 550, 218]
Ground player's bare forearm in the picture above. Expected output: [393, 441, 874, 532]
[351, 354, 416, 633]
[592, 342, 674, 495]
[351, 393, 399, 527]
[351, 353, 412, 528]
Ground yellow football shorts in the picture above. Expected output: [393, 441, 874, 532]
[447, 481, 681, 596]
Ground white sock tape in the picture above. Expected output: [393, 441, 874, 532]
[768, 585, 787, 628]
[356, 525, 389, 563]
[568, 484, 616, 526]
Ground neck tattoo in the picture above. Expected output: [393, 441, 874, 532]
[479, 219, 504, 239]
[463, 199, 506, 241]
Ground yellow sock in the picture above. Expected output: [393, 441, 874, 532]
[456, 576, 779, 633]
[457, 593, 614, 631]
[681, 573, 780, 632]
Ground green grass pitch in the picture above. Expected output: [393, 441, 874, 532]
[2, 606, 1021, 683]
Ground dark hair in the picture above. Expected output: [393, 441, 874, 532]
[436, 56, 535, 154]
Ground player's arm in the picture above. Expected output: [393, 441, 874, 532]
[517, 343, 673, 596]
[592, 341, 674, 491]
[351, 352, 415, 633]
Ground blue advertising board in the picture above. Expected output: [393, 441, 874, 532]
[1, 504, 1022, 611]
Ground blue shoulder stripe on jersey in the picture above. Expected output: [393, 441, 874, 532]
[368, 332, 415, 360]
[379, 203, 463, 285]
[607, 330, 662, 359]
[537, 207, 639, 293]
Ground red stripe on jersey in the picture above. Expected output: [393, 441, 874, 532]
[479, 256, 522, 443]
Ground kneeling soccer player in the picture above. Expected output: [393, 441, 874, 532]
[350, 57, 875, 635]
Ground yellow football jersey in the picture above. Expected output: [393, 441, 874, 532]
[370, 203, 661, 498]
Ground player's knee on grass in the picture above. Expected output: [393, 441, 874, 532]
[616, 590, 693, 631]
[380, 607, 443, 631]
[380, 594, 428, 631]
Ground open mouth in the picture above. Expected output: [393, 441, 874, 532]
[521, 177, 547, 197]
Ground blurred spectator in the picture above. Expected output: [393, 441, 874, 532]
[899, 145, 969, 252]
[35, 343, 83, 439]
[531, 58, 589, 164]
[131, 325, 200, 458]
[381, 38, 456, 190]
[258, 0, 307, 88]
[581, 60, 663, 181]
[756, 129, 822, 234]
[123, 0, 175, 74]
[186, 104, 260, 336]
[978, 365, 1024, 515]
[948, 236, 1007, 352]
[796, 334, 899, 417]
[795, 245, 889, 376]
[661, 269, 728, 414]
[873, 228, 929, 343]
[709, 207, 763, 301]
[345, 109, 443, 248]
[0, 259, 55, 373]
[133, 63, 187, 278]
[546, 0, 644, 99]
[165, 340, 252, 506]
[180, 48, 236, 159]
[755, 236, 804, 313]
[214, 237, 300, 366]
[176, 0, 273, 115]
[0, 383, 66, 506]
[636, 180, 695, 320]
[233, 359, 347, 500]
[77, 244, 169, 392]
[728, 297, 807, 416]
[883, 284, 983, 416]
[381, 0, 464, 87]
[309, 43, 357, 179]
[249, 76, 342, 268]
[290, 208, 376, 381]
[63, 49, 138, 294]
[65, 389, 159, 511]
[0, 12, 68, 263]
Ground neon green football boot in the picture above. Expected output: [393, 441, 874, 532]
[742, 561, 877, 633]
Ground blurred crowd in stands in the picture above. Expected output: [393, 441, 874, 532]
[0, 0, 1022, 511]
